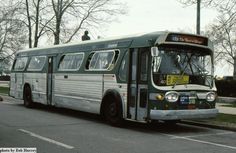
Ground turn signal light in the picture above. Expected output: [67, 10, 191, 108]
[156, 94, 164, 101]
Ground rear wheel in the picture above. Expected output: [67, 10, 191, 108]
[104, 97, 123, 126]
[164, 120, 180, 126]
[23, 86, 34, 108]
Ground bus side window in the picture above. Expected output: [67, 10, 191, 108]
[27, 56, 46, 71]
[13, 57, 28, 71]
[87, 50, 118, 71]
[58, 53, 84, 71]
[119, 52, 128, 81]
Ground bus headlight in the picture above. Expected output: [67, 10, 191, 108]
[165, 91, 179, 102]
[206, 92, 216, 102]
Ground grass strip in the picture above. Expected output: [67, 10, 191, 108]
[0, 87, 9, 95]
[213, 113, 236, 124]
[220, 103, 236, 108]
[194, 113, 236, 125]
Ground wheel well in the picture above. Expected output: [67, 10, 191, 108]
[100, 90, 122, 117]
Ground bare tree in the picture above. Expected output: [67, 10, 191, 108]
[206, 9, 236, 77]
[49, 0, 127, 45]
[1, 0, 126, 53]
[177, 0, 234, 7]
[0, 0, 27, 73]
[17, 0, 54, 48]
[207, 0, 236, 78]
[178, 0, 217, 34]
[0, 1, 26, 54]
[179, 0, 236, 77]
[178, 0, 236, 24]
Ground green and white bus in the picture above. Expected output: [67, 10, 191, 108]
[9, 31, 218, 125]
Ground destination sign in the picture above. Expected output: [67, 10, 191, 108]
[166, 34, 208, 46]
[166, 75, 189, 86]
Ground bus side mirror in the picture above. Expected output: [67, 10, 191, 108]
[151, 47, 159, 57]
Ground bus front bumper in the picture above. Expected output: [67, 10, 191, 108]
[150, 108, 218, 120]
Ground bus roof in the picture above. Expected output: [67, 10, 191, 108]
[16, 31, 212, 56]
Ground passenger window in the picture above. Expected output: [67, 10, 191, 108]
[13, 57, 28, 71]
[119, 52, 128, 81]
[58, 53, 84, 71]
[88, 50, 119, 70]
[27, 56, 46, 71]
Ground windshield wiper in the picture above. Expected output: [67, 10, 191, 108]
[172, 54, 193, 89]
[191, 62, 213, 88]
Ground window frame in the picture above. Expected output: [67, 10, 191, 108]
[58, 52, 85, 71]
[27, 56, 47, 71]
[139, 50, 149, 83]
[119, 52, 128, 81]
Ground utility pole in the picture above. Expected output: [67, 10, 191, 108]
[196, 0, 201, 35]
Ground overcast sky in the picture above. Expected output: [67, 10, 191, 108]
[101, 0, 217, 37]
[94, 0, 231, 76]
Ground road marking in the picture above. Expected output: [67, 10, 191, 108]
[177, 137, 236, 150]
[19, 129, 74, 149]
[171, 131, 234, 139]
[162, 133, 236, 150]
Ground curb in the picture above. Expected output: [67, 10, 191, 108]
[181, 120, 236, 132]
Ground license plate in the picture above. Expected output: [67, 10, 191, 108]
[180, 95, 189, 104]
[166, 75, 189, 86]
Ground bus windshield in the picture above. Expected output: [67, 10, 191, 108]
[152, 48, 214, 87]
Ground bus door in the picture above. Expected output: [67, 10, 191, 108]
[128, 48, 149, 121]
[47, 56, 54, 105]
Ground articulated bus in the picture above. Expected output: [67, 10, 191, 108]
[10, 31, 218, 125]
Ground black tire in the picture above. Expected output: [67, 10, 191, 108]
[23, 85, 34, 108]
[164, 120, 180, 126]
[104, 97, 123, 126]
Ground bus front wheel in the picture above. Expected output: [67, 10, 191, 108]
[23, 85, 34, 108]
[104, 96, 123, 126]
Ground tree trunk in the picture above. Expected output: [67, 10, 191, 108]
[54, 19, 60, 45]
[25, 0, 32, 48]
[234, 56, 236, 80]
[33, 0, 41, 48]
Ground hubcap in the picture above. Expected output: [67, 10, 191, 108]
[109, 103, 117, 116]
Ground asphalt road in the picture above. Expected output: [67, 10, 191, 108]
[0, 95, 236, 153]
